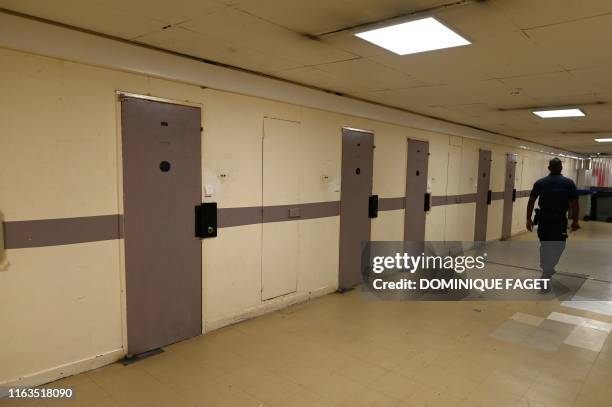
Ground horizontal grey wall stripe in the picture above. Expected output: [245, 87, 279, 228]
[217, 206, 262, 228]
[379, 197, 405, 211]
[3, 215, 122, 249]
[440, 193, 478, 205]
[4, 190, 535, 248]
[516, 190, 531, 198]
[430, 196, 447, 207]
[218, 201, 341, 228]
[262, 201, 340, 223]
[491, 191, 505, 200]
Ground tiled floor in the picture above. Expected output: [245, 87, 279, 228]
[4, 222, 612, 407]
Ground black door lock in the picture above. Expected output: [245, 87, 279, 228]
[368, 195, 379, 218]
[424, 192, 431, 212]
[195, 202, 217, 238]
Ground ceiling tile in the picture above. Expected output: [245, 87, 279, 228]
[231, 0, 366, 35]
[570, 67, 612, 95]
[137, 26, 301, 73]
[500, 71, 597, 101]
[525, 14, 612, 70]
[341, 0, 451, 23]
[371, 30, 564, 84]
[491, 0, 612, 29]
[0, 0, 165, 39]
[309, 58, 426, 93]
[179, 8, 357, 66]
[272, 66, 354, 92]
[433, 1, 519, 39]
[352, 79, 527, 111]
[93, 0, 226, 25]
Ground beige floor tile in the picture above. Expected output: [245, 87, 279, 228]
[172, 376, 240, 407]
[479, 368, 533, 395]
[511, 312, 545, 326]
[467, 381, 523, 407]
[400, 384, 461, 407]
[221, 365, 278, 390]
[338, 387, 400, 407]
[210, 390, 263, 407]
[514, 397, 548, 407]
[431, 370, 483, 400]
[564, 325, 608, 352]
[270, 388, 335, 407]
[302, 372, 363, 404]
[366, 372, 421, 401]
[334, 359, 389, 386]
[524, 376, 583, 407]
[0, 399, 46, 407]
[242, 374, 303, 404]
[572, 392, 611, 407]
[600, 335, 612, 354]
[593, 350, 612, 374]
[87, 366, 178, 407]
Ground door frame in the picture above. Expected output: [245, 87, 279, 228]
[115, 91, 204, 354]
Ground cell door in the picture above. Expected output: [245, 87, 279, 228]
[121, 96, 202, 356]
[339, 128, 374, 290]
[404, 139, 429, 241]
[474, 149, 492, 241]
[501, 153, 518, 240]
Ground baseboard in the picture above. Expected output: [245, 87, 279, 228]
[205, 284, 337, 332]
[0, 348, 125, 395]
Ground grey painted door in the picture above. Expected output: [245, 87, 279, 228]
[404, 139, 429, 241]
[474, 149, 492, 241]
[501, 153, 518, 240]
[121, 96, 202, 355]
[339, 128, 373, 290]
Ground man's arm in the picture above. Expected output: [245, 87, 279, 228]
[527, 181, 540, 232]
[526, 195, 537, 232]
[570, 198, 580, 231]
[569, 180, 580, 231]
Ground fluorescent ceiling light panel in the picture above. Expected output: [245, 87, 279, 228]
[355, 17, 470, 55]
[595, 138, 612, 143]
[532, 108, 585, 118]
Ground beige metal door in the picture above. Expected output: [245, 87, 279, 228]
[404, 139, 429, 241]
[474, 149, 492, 241]
[261, 118, 300, 300]
[339, 128, 374, 290]
[502, 153, 518, 240]
[121, 96, 202, 356]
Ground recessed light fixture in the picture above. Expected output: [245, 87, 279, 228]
[354, 17, 470, 55]
[532, 108, 585, 118]
[595, 138, 612, 143]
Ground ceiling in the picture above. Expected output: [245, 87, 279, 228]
[2, 0, 612, 154]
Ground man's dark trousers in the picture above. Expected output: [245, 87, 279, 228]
[537, 211, 567, 279]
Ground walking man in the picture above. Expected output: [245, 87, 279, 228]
[526, 158, 580, 293]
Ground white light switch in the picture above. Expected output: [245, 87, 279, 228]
[204, 185, 214, 197]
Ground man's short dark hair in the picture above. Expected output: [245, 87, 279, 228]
[549, 157, 562, 166]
